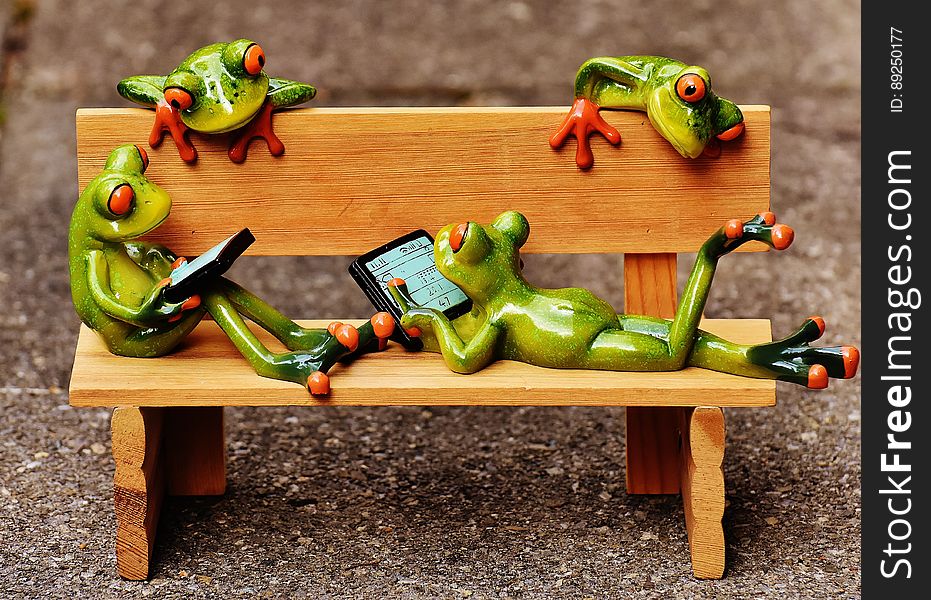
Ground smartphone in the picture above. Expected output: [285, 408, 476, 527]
[163, 228, 255, 303]
[349, 230, 472, 349]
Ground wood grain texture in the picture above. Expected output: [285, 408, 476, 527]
[69, 319, 775, 408]
[112, 407, 163, 580]
[679, 407, 727, 579]
[624, 253, 683, 495]
[163, 407, 226, 496]
[76, 106, 770, 256]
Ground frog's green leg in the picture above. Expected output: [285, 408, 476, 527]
[266, 78, 317, 109]
[665, 213, 794, 364]
[117, 76, 166, 108]
[218, 278, 394, 355]
[101, 309, 206, 358]
[201, 282, 394, 395]
[615, 314, 860, 388]
[549, 58, 650, 168]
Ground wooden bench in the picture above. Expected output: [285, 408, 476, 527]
[70, 105, 773, 581]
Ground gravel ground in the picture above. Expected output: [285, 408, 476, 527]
[0, 0, 860, 598]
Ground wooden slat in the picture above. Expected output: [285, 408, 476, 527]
[69, 319, 775, 408]
[76, 106, 770, 256]
[624, 253, 683, 495]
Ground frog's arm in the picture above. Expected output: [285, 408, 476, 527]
[388, 280, 499, 373]
[403, 307, 501, 374]
[573, 57, 650, 105]
[84, 250, 184, 326]
[117, 75, 167, 108]
[266, 78, 317, 109]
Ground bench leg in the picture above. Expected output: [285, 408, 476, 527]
[679, 406, 726, 579]
[163, 407, 226, 496]
[625, 407, 682, 494]
[112, 407, 164, 580]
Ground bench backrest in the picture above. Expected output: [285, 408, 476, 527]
[76, 106, 770, 316]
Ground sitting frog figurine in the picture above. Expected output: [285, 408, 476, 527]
[550, 56, 746, 168]
[389, 211, 859, 389]
[117, 39, 316, 164]
[69, 145, 395, 395]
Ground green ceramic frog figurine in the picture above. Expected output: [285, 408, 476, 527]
[388, 211, 859, 389]
[69, 145, 395, 395]
[117, 39, 316, 164]
[550, 56, 746, 168]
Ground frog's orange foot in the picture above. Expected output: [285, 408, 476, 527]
[807, 364, 829, 389]
[307, 371, 330, 396]
[842, 346, 860, 379]
[719, 213, 794, 253]
[229, 101, 284, 163]
[371, 312, 396, 350]
[150, 99, 197, 163]
[334, 323, 360, 352]
[549, 98, 621, 169]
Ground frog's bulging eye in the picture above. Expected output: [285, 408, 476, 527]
[108, 184, 134, 216]
[164, 87, 193, 111]
[450, 222, 469, 252]
[676, 74, 706, 103]
[244, 44, 266, 76]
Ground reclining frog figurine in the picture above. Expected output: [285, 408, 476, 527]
[389, 211, 859, 389]
[69, 145, 394, 395]
[550, 56, 746, 168]
[117, 39, 316, 164]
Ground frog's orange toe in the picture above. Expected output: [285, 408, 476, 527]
[327, 321, 343, 335]
[181, 295, 201, 311]
[388, 278, 406, 288]
[725, 219, 744, 240]
[405, 326, 422, 338]
[760, 211, 776, 226]
[771, 224, 794, 250]
[842, 346, 860, 379]
[371, 312, 395, 339]
[807, 364, 829, 389]
[335, 324, 360, 352]
[808, 316, 826, 337]
[308, 371, 330, 396]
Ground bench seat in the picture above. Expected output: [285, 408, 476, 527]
[70, 318, 775, 408]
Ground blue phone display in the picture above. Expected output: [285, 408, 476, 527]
[365, 235, 469, 313]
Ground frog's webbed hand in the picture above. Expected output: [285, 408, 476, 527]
[119, 76, 197, 162]
[267, 78, 317, 109]
[228, 78, 315, 163]
[84, 250, 200, 327]
[550, 58, 649, 168]
[388, 279, 497, 373]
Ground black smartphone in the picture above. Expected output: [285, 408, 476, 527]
[349, 230, 472, 349]
[163, 228, 255, 303]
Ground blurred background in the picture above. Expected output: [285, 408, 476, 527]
[0, 0, 860, 597]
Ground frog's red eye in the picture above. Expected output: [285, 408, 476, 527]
[676, 74, 706, 103]
[244, 44, 266, 76]
[450, 222, 469, 252]
[164, 87, 193, 111]
[108, 184, 134, 216]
